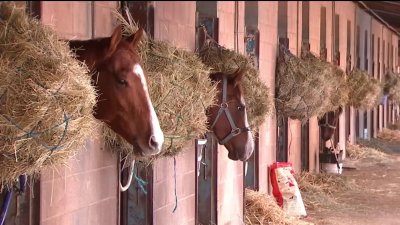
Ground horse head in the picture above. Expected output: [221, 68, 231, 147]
[69, 25, 164, 157]
[207, 69, 254, 161]
[318, 106, 343, 142]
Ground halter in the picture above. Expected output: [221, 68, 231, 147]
[319, 110, 342, 173]
[211, 76, 251, 145]
[319, 111, 338, 129]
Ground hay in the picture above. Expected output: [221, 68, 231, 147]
[347, 69, 383, 110]
[346, 142, 390, 161]
[377, 128, 400, 142]
[0, 2, 97, 189]
[383, 71, 400, 103]
[275, 46, 346, 122]
[245, 188, 313, 225]
[198, 35, 273, 128]
[105, 10, 217, 160]
[294, 172, 356, 210]
[320, 66, 349, 114]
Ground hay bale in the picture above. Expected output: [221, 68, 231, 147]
[0, 2, 97, 189]
[198, 37, 273, 128]
[245, 188, 313, 225]
[294, 172, 356, 210]
[347, 69, 383, 110]
[383, 71, 400, 103]
[275, 46, 343, 121]
[105, 10, 217, 160]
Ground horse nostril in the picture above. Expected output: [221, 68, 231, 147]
[149, 135, 160, 150]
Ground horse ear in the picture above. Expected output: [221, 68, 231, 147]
[108, 25, 123, 56]
[127, 28, 144, 49]
[232, 68, 245, 87]
[338, 106, 343, 115]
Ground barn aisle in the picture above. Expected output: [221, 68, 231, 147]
[306, 131, 400, 225]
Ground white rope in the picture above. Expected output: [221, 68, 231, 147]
[119, 159, 135, 192]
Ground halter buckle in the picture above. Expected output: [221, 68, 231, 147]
[221, 102, 228, 108]
[232, 128, 241, 136]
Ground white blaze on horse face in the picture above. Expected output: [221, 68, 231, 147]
[241, 96, 254, 150]
[133, 64, 164, 151]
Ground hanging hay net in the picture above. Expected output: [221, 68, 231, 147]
[0, 2, 97, 190]
[347, 69, 383, 110]
[383, 71, 400, 103]
[198, 28, 273, 128]
[245, 188, 313, 225]
[105, 10, 217, 160]
[275, 45, 347, 121]
[320, 65, 349, 114]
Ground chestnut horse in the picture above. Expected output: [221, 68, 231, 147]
[69, 26, 164, 157]
[318, 106, 343, 142]
[207, 70, 254, 161]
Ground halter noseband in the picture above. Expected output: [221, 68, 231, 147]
[211, 76, 251, 145]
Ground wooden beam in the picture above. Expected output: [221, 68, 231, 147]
[363, 1, 400, 16]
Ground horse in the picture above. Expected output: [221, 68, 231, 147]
[318, 106, 343, 142]
[207, 69, 254, 161]
[68, 25, 164, 157]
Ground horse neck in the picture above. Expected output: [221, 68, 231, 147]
[69, 38, 110, 70]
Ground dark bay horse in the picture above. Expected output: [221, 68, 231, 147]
[207, 70, 254, 161]
[318, 106, 343, 142]
[69, 25, 164, 157]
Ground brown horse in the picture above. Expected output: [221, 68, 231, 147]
[318, 106, 343, 142]
[207, 70, 254, 161]
[69, 25, 164, 157]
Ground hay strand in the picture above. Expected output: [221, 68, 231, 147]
[0, 2, 97, 189]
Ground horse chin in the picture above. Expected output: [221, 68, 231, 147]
[227, 151, 240, 161]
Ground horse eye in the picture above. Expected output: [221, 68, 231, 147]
[116, 78, 128, 86]
[238, 105, 245, 111]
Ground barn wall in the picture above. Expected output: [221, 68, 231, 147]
[151, 2, 197, 225]
[39, 2, 119, 225]
[383, 27, 391, 128]
[308, 1, 334, 172]
[335, 1, 356, 154]
[286, 1, 302, 173]
[372, 18, 383, 135]
[257, 1, 278, 193]
[356, 6, 372, 140]
[391, 34, 399, 124]
[216, 2, 246, 224]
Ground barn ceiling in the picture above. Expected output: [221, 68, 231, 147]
[358, 1, 400, 35]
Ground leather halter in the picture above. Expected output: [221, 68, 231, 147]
[319, 112, 337, 129]
[211, 76, 251, 145]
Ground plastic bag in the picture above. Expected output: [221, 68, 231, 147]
[270, 162, 307, 217]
